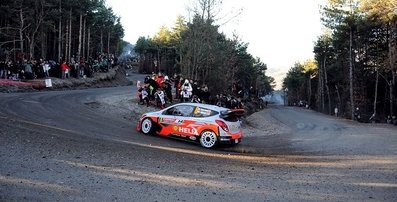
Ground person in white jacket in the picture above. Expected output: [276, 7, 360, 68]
[180, 79, 192, 102]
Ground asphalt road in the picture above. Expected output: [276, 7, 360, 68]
[0, 77, 396, 201]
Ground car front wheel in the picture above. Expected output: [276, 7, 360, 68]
[141, 118, 154, 135]
[200, 130, 218, 148]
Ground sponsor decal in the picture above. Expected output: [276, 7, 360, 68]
[193, 107, 201, 115]
[178, 127, 198, 135]
[193, 107, 211, 116]
[173, 126, 179, 131]
[189, 136, 197, 141]
[159, 117, 176, 124]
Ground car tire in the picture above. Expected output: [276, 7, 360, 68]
[141, 118, 154, 135]
[199, 130, 218, 148]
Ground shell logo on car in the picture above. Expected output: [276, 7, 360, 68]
[137, 103, 244, 148]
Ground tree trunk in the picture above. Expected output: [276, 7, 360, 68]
[325, 71, 331, 114]
[319, 58, 325, 112]
[41, 26, 46, 59]
[77, 14, 82, 62]
[392, 70, 395, 116]
[107, 30, 110, 54]
[349, 27, 355, 119]
[100, 29, 103, 53]
[19, 8, 24, 57]
[58, 0, 62, 62]
[317, 65, 322, 111]
[28, 4, 44, 61]
[323, 56, 331, 114]
[390, 80, 394, 117]
[87, 27, 90, 59]
[13, 38, 16, 62]
[389, 21, 397, 117]
[116, 38, 119, 55]
[308, 75, 312, 107]
[28, 37, 34, 60]
[82, 16, 86, 60]
[335, 85, 342, 116]
[68, 9, 72, 62]
[373, 69, 379, 117]
[53, 24, 56, 60]
[65, 19, 69, 62]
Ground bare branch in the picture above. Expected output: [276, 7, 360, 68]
[0, 40, 22, 47]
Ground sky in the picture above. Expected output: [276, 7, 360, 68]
[106, 0, 326, 89]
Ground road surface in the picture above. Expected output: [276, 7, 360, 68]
[1, 77, 396, 201]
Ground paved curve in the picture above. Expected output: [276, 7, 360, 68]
[1, 78, 396, 201]
[240, 105, 397, 155]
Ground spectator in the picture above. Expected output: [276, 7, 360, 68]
[24, 60, 33, 80]
[163, 78, 173, 103]
[201, 84, 210, 104]
[141, 86, 150, 107]
[192, 81, 199, 98]
[154, 88, 166, 108]
[180, 79, 192, 102]
[354, 107, 361, 122]
[79, 57, 85, 78]
[174, 74, 181, 99]
[43, 60, 50, 78]
[155, 71, 165, 89]
[386, 115, 392, 124]
[60, 61, 70, 79]
[0, 60, 5, 79]
[145, 75, 159, 100]
[191, 95, 201, 103]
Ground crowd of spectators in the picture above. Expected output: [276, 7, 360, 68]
[0, 54, 118, 81]
[136, 70, 245, 109]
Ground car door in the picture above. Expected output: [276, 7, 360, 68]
[169, 105, 196, 137]
[156, 106, 180, 136]
[157, 105, 194, 137]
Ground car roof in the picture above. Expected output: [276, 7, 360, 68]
[170, 103, 227, 112]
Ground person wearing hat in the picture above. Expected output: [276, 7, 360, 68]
[181, 79, 192, 102]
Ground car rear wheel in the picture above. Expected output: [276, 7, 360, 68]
[141, 118, 154, 135]
[200, 130, 218, 148]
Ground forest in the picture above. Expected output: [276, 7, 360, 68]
[133, 0, 275, 96]
[0, 0, 125, 63]
[0, 0, 275, 98]
[283, 0, 397, 122]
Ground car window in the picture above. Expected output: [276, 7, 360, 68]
[174, 105, 195, 117]
[192, 107, 218, 117]
[164, 107, 177, 116]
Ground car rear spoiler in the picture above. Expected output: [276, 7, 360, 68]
[219, 109, 245, 118]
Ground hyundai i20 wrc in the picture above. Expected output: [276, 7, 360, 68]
[137, 103, 244, 148]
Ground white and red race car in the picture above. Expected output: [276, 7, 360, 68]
[137, 103, 244, 148]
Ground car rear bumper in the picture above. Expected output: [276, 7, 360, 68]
[219, 132, 242, 144]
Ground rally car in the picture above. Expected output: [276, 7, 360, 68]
[137, 103, 244, 148]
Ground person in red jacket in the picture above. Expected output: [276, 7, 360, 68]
[155, 71, 165, 89]
[60, 61, 70, 79]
